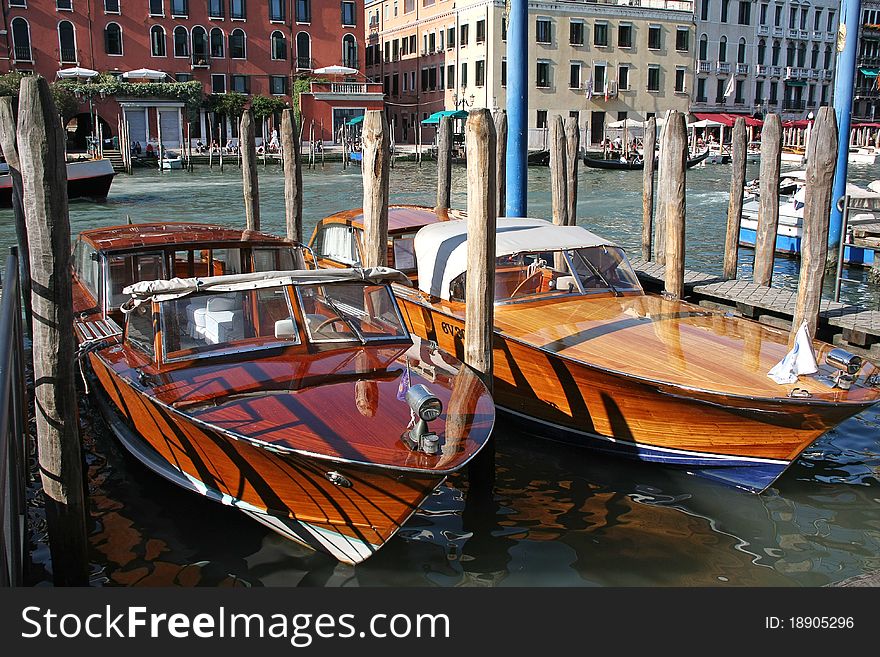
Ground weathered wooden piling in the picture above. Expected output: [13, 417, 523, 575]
[280, 109, 303, 243]
[361, 110, 390, 268]
[549, 115, 568, 227]
[240, 108, 260, 231]
[723, 117, 748, 280]
[493, 109, 507, 218]
[435, 115, 452, 211]
[320, 118, 325, 168]
[0, 98, 33, 335]
[641, 116, 656, 261]
[565, 115, 579, 225]
[791, 107, 837, 344]
[754, 113, 782, 287]
[658, 110, 687, 300]
[655, 110, 672, 266]
[17, 76, 88, 586]
[156, 115, 164, 172]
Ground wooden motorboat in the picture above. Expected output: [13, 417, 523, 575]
[72, 223, 495, 563]
[583, 149, 709, 171]
[0, 158, 115, 206]
[310, 207, 880, 493]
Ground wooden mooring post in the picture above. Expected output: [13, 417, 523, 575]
[361, 110, 390, 267]
[493, 109, 507, 218]
[723, 117, 748, 280]
[240, 108, 260, 231]
[17, 76, 89, 586]
[435, 115, 452, 212]
[754, 113, 782, 287]
[0, 97, 33, 336]
[658, 110, 687, 300]
[791, 107, 837, 344]
[549, 115, 568, 227]
[641, 116, 656, 261]
[565, 115, 579, 225]
[280, 109, 303, 243]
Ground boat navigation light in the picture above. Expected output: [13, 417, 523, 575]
[825, 348, 863, 390]
[403, 384, 443, 455]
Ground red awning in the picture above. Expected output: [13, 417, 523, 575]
[852, 122, 880, 128]
[782, 119, 810, 128]
[693, 112, 763, 127]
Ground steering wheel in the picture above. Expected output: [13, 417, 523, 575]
[314, 317, 351, 334]
[510, 270, 545, 298]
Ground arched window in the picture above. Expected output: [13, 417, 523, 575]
[699, 33, 708, 61]
[104, 22, 123, 55]
[718, 35, 727, 62]
[174, 25, 189, 57]
[797, 42, 806, 67]
[11, 18, 31, 62]
[192, 26, 208, 63]
[210, 27, 224, 58]
[58, 20, 77, 64]
[229, 28, 246, 59]
[296, 31, 311, 69]
[737, 37, 746, 64]
[271, 30, 286, 60]
[811, 43, 819, 69]
[772, 39, 780, 65]
[342, 34, 357, 69]
[823, 45, 832, 69]
[786, 42, 795, 67]
[150, 25, 166, 57]
[757, 38, 766, 65]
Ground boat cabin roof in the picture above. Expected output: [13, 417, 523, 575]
[318, 205, 463, 235]
[414, 218, 619, 300]
[79, 222, 294, 252]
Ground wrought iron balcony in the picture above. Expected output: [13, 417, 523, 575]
[60, 48, 77, 64]
[14, 45, 32, 62]
[783, 99, 806, 110]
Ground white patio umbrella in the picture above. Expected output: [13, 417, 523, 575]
[56, 66, 98, 79]
[122, 68, 168, 80]
[313, 65, 359, 76]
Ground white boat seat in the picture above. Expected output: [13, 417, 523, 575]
[554, 275, 577, 293]
[274, 318, 297, 339]
[186, 298, 210, 338]
[204, 309, 244, 345]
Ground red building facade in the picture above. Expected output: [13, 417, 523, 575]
[1, 0, 382, 147]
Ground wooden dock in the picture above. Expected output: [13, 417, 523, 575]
[630, 257, 880, 360]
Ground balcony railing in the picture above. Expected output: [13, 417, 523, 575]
[788, 29, 799, 38]
[827, 32, 836, 42]
[757, 25, 770, 36]
[799, 30, 809, 40]
[770, 66, 783, 77]
[755, 64, 768, 76]
[773, 27, 784, 37]
[310, 81, 384, 95]
[696, 60, 711, 73]
[735, 63, 749, 75]
[716, 61, 731, 74]
[785, 66, 806, 80]
[808, 69, 820, 80]
[296, 56, 314, 70]
[587, 81, 617, 98]
[60, 48, 77, 64]
[812, 30, 824, 40]
[823, 69, 834, 80]
[191, 54, 210, 68]
[13, 46, 32, 62]
[783, 99, 807, 110]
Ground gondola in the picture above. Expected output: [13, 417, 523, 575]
[583, 149, 711, 171]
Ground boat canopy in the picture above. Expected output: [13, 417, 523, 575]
[124, 267, 411, 305]
[414, 218, 618, 300]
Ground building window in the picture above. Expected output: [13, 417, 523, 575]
[231, 74, 249, 93]
[230, 0, 245, 19]
[149, 0, 163, 15]
[675, 67, 686, 93]
[675, 28, 688, 52]
[594, 22, 608, 47]
[536, 61, 550, 88]
[760, 3, 768, 25]
[447, 27, 455, 48]
[270, 75, 288, 95]
[755, 80, 764, 104]
[476, 19, 486, 43]
[570, 20, 584, 46]
[56, 0, 72, 9]
[536, 110, 547, 129]
[296, 32, 311, 68]
[536, 18, 551, 44]
[811, 44, 819, 69]
[502, 17, 507, 41]
[569, 62, 581, 89]
[170, 0, 187, 16]
[786, 42, 795, 67]
[270, 0, 284, 21]
[699, 34, 708, 60]
[757, 39, 766, 65]
[501, 59, 507, 87]
[210, 28, 224, 58]
[594, 64, 606, 91]
[701, 0, 710, 21]
[814, 8, 823, 31]
[738, 1, 750, 25]
[476, 59, 485, 86]
[735, 79, 744, 104]
[271, 30, 286, 60]
[772, 39, 780, 65]
[797, 42, 806, 67]
[150, 25, 166, 57]
[296, 0, 310, 22]
[460, 23, 469, 46]
[104, 22, 123, 55]
[208, 0, 224, 18]
[647, 66, 660, 91]
[715, 79, 725, 103]
[212, 73, 226, 93]
[618, 23, 632, 48]
[696, 77, 707, 102]
[824, 45, 832, 69]
[229, 28, 246, 59]
[343, 33, 357, 68]
[192, 26, 208, 63]
[719, 35, 727, 62]
[104, 0, 119, 13]
[618, 64, 629, 90]
[59, 20, 77, 63]
[460, 62, 467, 87]
[721, 0, 729, 23]
[174, 25, 188, 56]
[770, 81, 778, 103]
[447, 64, 454, 87]
[342, 1, 356, 25]
[648, 25, 661, 50]
[774, 4, 782, 27]
[175, 73, 192, 82]
[738, 37, 746, 64]
[820, 84, 828, 105]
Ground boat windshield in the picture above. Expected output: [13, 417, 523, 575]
[450, 245, 642, 303]
[158, 285, 301, 362]
[297, 283, 410, 344]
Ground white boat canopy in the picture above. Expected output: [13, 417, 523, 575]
[57, 67, 99, 79]
[123, 267, 411, 307]
[414, 218, 619, 300]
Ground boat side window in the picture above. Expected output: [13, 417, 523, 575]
[73, 240, 101, 302]
[209, 248, 242, 275]
[297, 283, 408, 344]
[391, 235, 417, 272]
[107, 252, 165, 309]
[253, 247, 301, 272]
[314, 224, 361, 265]
[125, 303, 157, 360]
[570, 246, 642, 294]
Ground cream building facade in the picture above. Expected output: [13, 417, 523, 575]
[366, 0, 695, 146]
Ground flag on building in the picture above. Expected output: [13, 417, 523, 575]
[724, 75, 735, 99]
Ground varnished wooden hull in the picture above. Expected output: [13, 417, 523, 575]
[88, 353, 445, 564]
[395, 292, 877, 492]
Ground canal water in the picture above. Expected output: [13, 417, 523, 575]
[4, 159, 880, 587]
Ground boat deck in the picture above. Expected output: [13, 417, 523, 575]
[630, 257, 880, 359]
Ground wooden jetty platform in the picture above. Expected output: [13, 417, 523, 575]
[631, 257, 880, 360]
